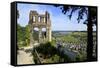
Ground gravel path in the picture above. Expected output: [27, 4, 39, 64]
[17, 48, 34, 65]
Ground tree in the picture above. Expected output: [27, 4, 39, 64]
[54, 5, 97, 61]
[25, 25, 30, 46]
[17, 24, 23, 42]
[87, 7, 97, 61]
[17, 10, 19, 19]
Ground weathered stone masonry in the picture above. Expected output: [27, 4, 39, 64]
[29, 10, 51, 46]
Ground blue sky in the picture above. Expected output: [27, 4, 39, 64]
[17, 3, 96, 31]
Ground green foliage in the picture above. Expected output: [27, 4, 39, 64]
[71, 32, 87, 43]
[17, 24, 25, 42]
[33, 42, 72, 63]
[75, 53, 86, 61]
[51, 40, 56, 46]
[54, 32, 87, 45]
[61, 35, 79, 43]
[25, 25, 30, 46]
[35, 42, 57, 58]
[46, 54, 60, 63]
[17, 24, 30, 48]
[52, 31, 87, 62]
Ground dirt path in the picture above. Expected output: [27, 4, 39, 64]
[17, 47, 35, 65]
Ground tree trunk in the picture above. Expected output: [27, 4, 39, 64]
[87, 8, 93, 61]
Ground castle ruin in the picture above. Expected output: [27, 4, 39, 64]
[29, 10, 51, 46]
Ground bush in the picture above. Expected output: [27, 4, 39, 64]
[34, 42, 57, 58]
[33, 42, 72, 63]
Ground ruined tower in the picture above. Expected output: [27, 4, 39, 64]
[29, 10, 51, 46]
